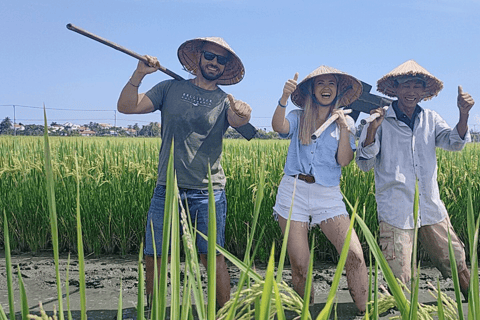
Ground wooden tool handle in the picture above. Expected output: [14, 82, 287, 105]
[311, 109, 352, 140]
[66, 23, 184, 81]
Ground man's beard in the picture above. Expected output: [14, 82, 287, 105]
[199, 63, 224, 81]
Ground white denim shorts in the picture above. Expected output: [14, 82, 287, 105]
[273, 175, 349, 227]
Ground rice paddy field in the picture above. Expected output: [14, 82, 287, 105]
[0, 136, 479, 263]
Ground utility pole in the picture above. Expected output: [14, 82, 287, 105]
[114, 110, 117, 136]
[13, 105, 16, 136]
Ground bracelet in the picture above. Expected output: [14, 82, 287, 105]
[278, 99, 287, 108]
[340, 125, 351, 132]
[128, 78, 141, 88]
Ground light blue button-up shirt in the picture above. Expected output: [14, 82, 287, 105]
[281, 109, 356, 187]
[356, 104, 470, 229]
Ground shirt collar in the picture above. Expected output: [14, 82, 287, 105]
[391, 100, 422, 120]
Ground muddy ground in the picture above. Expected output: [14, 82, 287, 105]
[0, 252, 474, 319]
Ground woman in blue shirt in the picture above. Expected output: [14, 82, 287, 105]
[271, 66, 367, 313]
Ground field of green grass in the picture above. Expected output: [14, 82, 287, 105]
[0, 136, 479, 263]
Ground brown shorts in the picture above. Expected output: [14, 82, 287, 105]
[379, 216, 467, 284]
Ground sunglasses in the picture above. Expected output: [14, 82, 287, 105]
[202, 51, 228, 65]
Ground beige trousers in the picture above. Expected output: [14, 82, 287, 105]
[379, 216, 468, 284]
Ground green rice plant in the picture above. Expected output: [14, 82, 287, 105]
[437, 279, 446, 320]
[180, 204, 207, 320]
[65, 255, 72, 320]
[408, 182, 420, 320]
[0, 305, 8, 320]
[301, 238, 314, 320]
[17, 264, 28, 320]
[74, 153, 87, 320]
[466, 187, 480, 318]
[206, 164, 217, 320]
[3, 210, 15, 320]
[373, 259, 379, 319]
[42, 108, 64, 320]
[117, 281, 123, 320]
[447, 218, 465, 320]
[352, 214, 410, 317]
[316, 208, 356, 320]
[136, 244, 145, 320]
[1, 132, 479, 319]
[259, 244, 276, 320]
[170, 169, 181, 320]
[1, 137, 478, 263]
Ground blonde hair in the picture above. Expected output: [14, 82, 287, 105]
[298, 81, 334, 145]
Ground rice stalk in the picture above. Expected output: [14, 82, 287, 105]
[316, 208, 356, 320]
[42, 107, 64, 320]
[466, 185, 480, 318]
[74, 153, 86, 320]
[17, 264, 28, 320]
[301, 237, 314, 320]
[116, 281, 123, 320]
[258, 244, 275, 320]
[3, 210, 15, 320]
[447, 228, 464, 320]
[64, 255, 72, 320]
[0, 305, 8, 320]
[436, 279, 445, 320]
[136, 243, 145, 320]
[206, 163, 217, 320]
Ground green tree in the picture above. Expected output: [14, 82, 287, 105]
[0, 117, 13, 134]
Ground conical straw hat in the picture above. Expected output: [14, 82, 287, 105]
[177, 37, 245, 85]
[291, 65, 363, 108]
[377, 60, 443, 100]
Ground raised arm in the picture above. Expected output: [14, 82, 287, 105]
[456, 85, 475, 139]
[117, 55, 159, 114]
[272, 73, 298, 134]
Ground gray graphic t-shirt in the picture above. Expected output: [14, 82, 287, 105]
[145, 79, 230, 189]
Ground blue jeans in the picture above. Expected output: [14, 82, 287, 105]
[144, 184, 227, 256]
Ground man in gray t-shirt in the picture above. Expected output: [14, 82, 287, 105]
[118, 37, 251, 308]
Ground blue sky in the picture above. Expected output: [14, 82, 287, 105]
[1, 0, 480, 132]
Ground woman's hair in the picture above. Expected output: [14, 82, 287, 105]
[298, 78, 336, 145]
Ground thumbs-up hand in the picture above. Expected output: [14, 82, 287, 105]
[282, 73, 299, 99]
[228, 94, 251, 119]
[457, 85, 475, 115]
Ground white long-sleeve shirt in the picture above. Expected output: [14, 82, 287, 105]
[356, 104, 470, 229]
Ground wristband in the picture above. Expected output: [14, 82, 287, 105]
[278, 99, 287, 108]
[128, 78, 141, 88]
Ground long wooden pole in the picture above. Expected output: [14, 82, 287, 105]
[66, 23, 184, 81]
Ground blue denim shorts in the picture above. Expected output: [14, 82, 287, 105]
[144, 184, 227, 256]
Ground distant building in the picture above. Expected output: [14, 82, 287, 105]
[79, 130, 96, 136]
[50, 124, 64, 132]
[99, 123, 112, 130]
[13, 124, 25, 131]
[125, 128, 137, 135]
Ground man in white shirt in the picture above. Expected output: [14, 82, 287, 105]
[356, 60, 475, 299]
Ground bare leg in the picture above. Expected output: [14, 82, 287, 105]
[200, 253, 231, 308]
[278, 216, 314, 303]
[320, 215, 368, 313]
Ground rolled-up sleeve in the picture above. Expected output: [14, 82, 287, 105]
[434, 112, 470, 150]
[355, 123, 381, 172]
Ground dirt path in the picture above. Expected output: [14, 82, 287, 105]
[0, 252, 473, 319]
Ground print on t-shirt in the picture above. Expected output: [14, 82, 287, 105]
[181, 93, 213, 108]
